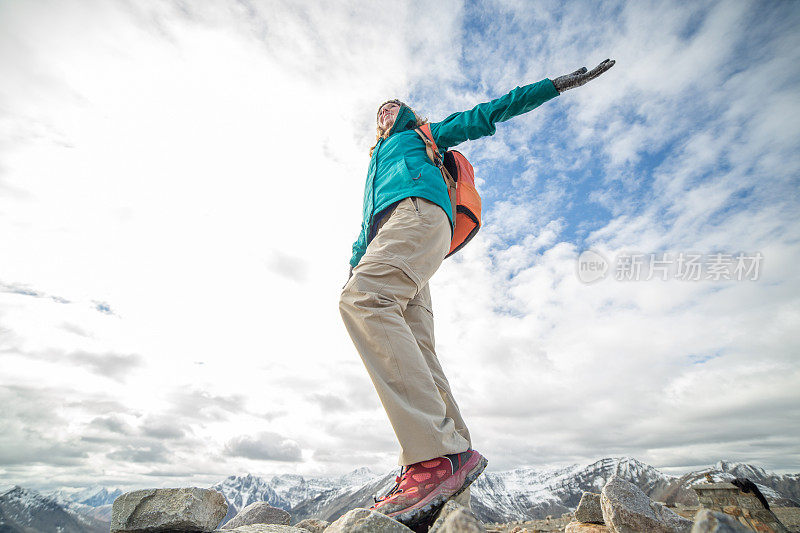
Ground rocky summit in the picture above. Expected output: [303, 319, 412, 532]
[2, 457, 798, 532]
[103, 472, 796, 532]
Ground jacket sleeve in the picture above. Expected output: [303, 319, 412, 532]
[349, 226, 367, 268]
[429, 78, 560, 150]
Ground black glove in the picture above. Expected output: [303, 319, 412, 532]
[552, 59, 615, 93]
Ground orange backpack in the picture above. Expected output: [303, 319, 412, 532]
[415, 123, 482, 258]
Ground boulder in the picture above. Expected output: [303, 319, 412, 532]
[575, 492, 604, 524]
[222, 502, 290, 528]
[111, 487, 227, 532]
[324, 508, 413, 532]
[692, 482, 788, 532]
[294, 518, 329, 532]
[691, 509, 751, 532]
[429, 500, 484, 532]
[564, 522, 610, 532]
[601, 475, 693, 533]
[215, 526, 307, 533]
[452, 486, 472, 510]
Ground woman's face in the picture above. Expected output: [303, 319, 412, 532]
[378, 102, 400, 132]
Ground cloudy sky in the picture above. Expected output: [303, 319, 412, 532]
[1, 0, 798, 493]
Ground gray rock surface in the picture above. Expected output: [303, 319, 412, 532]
[575, 492, 604, 524]
[324, 508, 413, 532]
[429, 500, 484, 532]
[692, 482, 789, 532]
[215, 526, 306, 533]
[691, 509, 752, 533]
[452, 486, 472, 510]
[222, 501, 290, 528]
[601, 475, 693, 533]
[111, 487, 227, 532]
[564, 522, 611, 532]
[293, 518, 328, 532]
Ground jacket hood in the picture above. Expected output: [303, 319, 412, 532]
[387, 105, 418, 136]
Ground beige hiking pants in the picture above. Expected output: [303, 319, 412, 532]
[339, 196, 472, 466]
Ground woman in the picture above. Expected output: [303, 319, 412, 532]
[339, 59, 615, 528]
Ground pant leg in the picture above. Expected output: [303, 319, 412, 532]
[339, 197, 470, 466]
[405, 282, 472, 448]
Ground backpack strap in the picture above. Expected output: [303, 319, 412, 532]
[415, 124, 443, 167]
[415, 124, 457, 191]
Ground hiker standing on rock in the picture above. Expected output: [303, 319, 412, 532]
[339, 59, 615, 528]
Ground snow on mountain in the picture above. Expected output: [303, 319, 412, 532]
[662, 460, 800, 508]
[4, 458, 798, 530]
[212, 467, 382, 526]
[212, 472, 287, 525]
[285, 467, 400, 524]
[470, 456, 676, 522]
[47, 485, 120, 523]
[267, 472, 343, 507]
[72, 486, 122, 507]
[0, 486, 108, 533]
[50, 485, 121, 504]
[203, 458, 800, 524]
[337, 466, 379, 488]
[210, 456, 780, 525]
[269, 457, 798, 524]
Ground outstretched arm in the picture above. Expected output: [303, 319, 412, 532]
[429, 59, 615, 150]
[429, 79, 559, 151]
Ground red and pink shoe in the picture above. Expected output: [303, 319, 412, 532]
[369, 448, 487, 527]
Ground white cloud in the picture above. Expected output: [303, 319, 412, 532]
[0, 0, 798, 494]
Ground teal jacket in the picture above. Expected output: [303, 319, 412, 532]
[349, 78, 560, 268]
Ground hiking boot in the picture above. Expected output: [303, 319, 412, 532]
[369, 448, 487, 527]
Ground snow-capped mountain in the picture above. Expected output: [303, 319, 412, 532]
[212, 467, 387, 525]
[4, 457, 798, 531]
[209, 457, 800, 525]
[657, 460, 800, 509]
[0, 486, 108, 533]
[212, 473, 289, 525]
[71, 486, 123, 507]
[467, 457, 677, 523]
[47, 485, 122, 523]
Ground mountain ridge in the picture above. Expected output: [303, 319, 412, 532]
[3, 457, 798, 530]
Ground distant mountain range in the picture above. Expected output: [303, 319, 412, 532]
[0, 486, 109, 533]
[1, 457, 797, 531]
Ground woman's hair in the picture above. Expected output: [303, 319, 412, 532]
[370, 99, 428, 157]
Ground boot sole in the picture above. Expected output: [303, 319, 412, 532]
[388, 451, 488, 527]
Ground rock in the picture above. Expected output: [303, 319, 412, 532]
[433, 509, 484, 532]
[215, 526, 307, 533]
[691, 509, 751, 532]
[222, 502, 291, 528]
[564, 521, 611, 532]
[452, 486, 472, 510]
[111, 487, 227, 532]
[324, 508, 413, 532]
[294, 518, 329, 532]
[601, 475, 693, 533]
[692, 482, 788, 532]
[575, 492, 604, 524]
[429, 500, 484, 532]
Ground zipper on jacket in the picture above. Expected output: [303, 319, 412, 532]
[367, 138, 384, 235]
